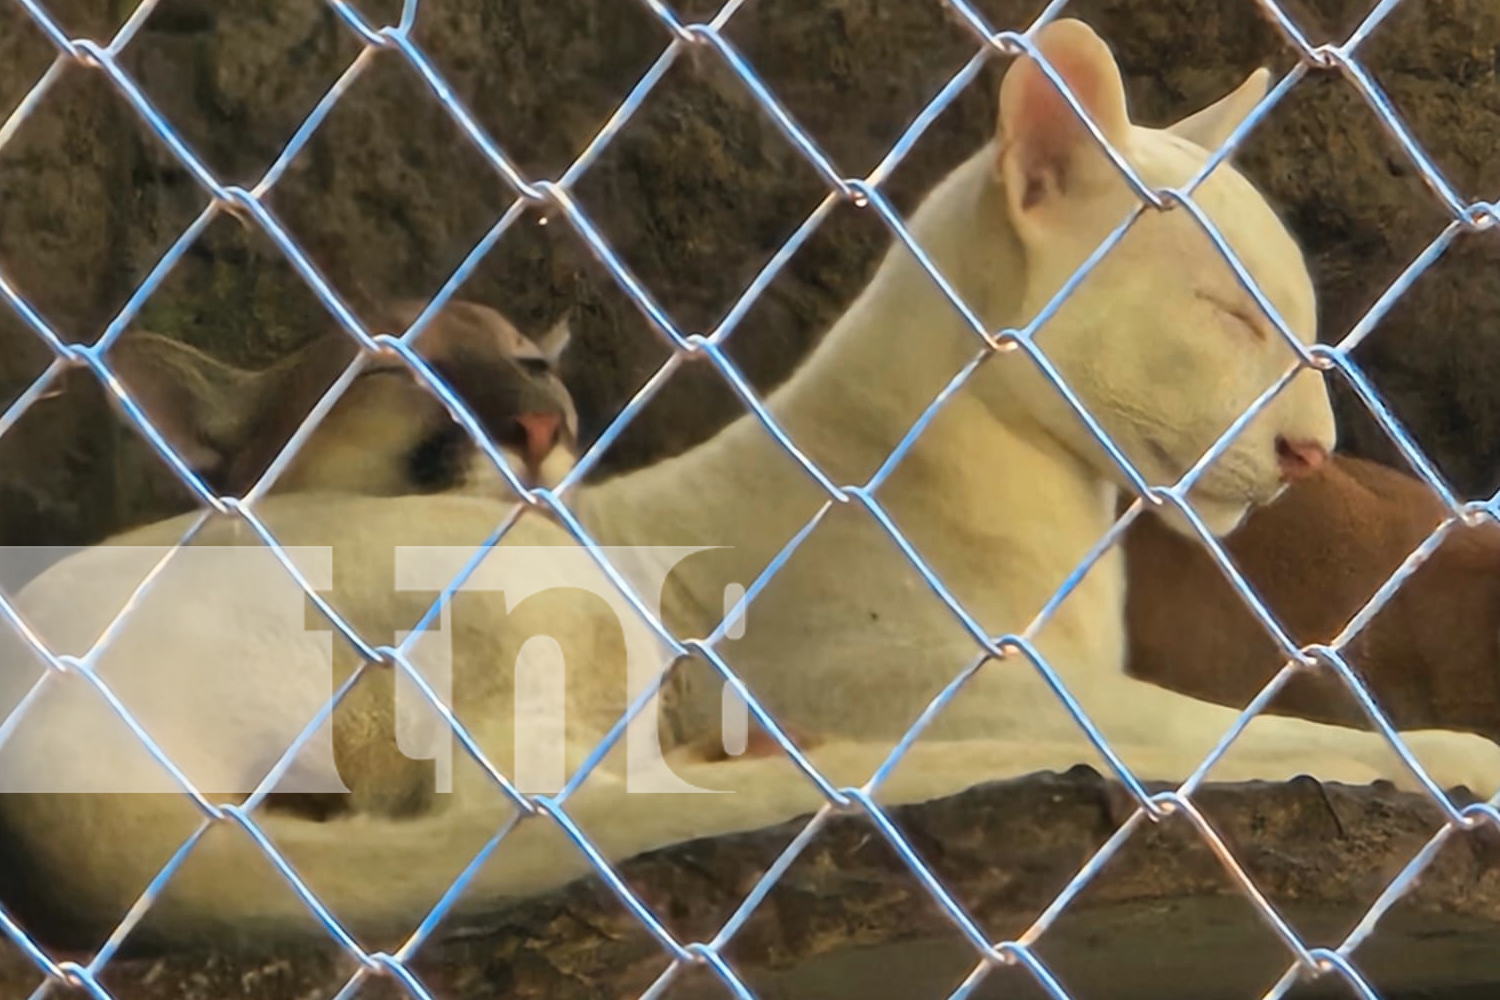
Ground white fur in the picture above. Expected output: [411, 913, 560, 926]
[465, 440, 577, 495]
[1, 20, 1496, 948]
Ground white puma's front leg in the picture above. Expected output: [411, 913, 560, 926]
[1041, 672, 1500, 797]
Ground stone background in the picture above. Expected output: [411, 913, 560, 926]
[0, 0, 1498, 549]
[2, 3, 1500, 995]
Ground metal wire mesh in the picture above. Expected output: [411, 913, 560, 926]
[0, 1, 1496, 998]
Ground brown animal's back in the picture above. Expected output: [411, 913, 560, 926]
[1124, 454, 1500, 741]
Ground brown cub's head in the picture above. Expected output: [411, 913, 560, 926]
[106, 298, 579, 499]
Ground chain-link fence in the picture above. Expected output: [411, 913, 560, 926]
[0, 0, 1497, 998]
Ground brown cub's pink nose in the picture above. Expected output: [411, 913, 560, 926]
[513, 411, 563, 465]
[1275, 435, 1328, 482]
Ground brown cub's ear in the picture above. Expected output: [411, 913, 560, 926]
[217, 332, 363, 495]
[106, 333, 252, 475]
[108, 330, 368, 496]
[996, 18, 1132, 217]
[376, 298, 429, 336]
[535, 314, 572, 366]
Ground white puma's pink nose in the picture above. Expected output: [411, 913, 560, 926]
[1275, 435, 1328, 482]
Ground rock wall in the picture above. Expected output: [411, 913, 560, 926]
[2, 4, 1500, 996]
[0, 0, 1498, 547]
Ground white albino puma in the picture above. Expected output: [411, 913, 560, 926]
[1, 19, 1496, 952]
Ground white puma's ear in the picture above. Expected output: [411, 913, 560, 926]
[536, 315, 572, 365]
[1168, 67, 1271, 152]
[997, 18, 1133, 216]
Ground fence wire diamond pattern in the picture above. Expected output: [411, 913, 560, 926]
[0, 0, 1496, 998]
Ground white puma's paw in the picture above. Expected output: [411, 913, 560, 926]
[1389, 730, 1500, 800]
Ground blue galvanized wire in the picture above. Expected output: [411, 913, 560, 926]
[0, 0, 1490, 997]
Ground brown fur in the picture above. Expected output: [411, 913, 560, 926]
[1124, 454, 1500, 741]
[96, 302, 582, 826]
[101, 299, 576, 497]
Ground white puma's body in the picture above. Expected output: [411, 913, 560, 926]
[2, 21, 1496, 951]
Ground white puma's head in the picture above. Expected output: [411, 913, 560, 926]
[986, 19, 1333, 536]
[108, 299, 579, 499]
